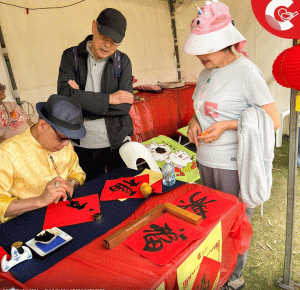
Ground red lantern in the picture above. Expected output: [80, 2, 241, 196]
[272, 44, 300, 90]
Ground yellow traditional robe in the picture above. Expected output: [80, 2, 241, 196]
[0, 128, 86, 222]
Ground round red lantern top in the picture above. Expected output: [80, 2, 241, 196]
[272, 44, 300, 91]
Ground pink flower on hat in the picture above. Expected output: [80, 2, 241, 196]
[183, 0, 248, 57]
[191, 2, 232, 35]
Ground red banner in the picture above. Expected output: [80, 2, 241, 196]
[173, 188, 236, 227]
[43, 194, 100, 229]
[100, 175, 149, 201]
[124, 214, 203, 265]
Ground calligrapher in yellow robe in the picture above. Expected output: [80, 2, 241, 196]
[0, 128, 85, 223]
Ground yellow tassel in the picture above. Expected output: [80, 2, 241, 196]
[295, 91, 300, 112]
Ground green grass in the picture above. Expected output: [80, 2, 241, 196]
[196, 135, 300, 289]
[243, 135, 300, 289]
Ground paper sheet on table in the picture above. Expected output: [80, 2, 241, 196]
[100, 175, 149, 201]
[123, 214, 203, 265]
[173, 188, 236, 227]
[138, 169, 162, 185]
[43, 194, 100, 229]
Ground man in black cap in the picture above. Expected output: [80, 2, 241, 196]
[0, 94, 86, 223]
[57, 8, 134, 182]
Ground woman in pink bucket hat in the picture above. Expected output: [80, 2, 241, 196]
[184, 1, 281, 289]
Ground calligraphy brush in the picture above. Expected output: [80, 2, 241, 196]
[49, 155, 73, 204]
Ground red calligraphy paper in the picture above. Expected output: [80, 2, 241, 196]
[100, 175, 149, 201]
[192, 256, 221, 290]
[0, 246, 10, 261]
[43, 194, 100, 229]
[123, 214, 203, 265]
[173, 188, 236, 227]
[151, 179, 162, 194]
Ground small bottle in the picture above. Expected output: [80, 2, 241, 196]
[162, 159, 176, 186]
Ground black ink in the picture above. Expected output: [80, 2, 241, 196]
[89, 208, 95, 211]
[177, 192, 217, 219]
[142, 223, 187, 252]
[196, 274, 210, 290]
[109, 178, 142, 196]
[67, 201, 87, 210]
[122, 179, 142, 187]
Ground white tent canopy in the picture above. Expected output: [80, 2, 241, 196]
[0, 0, 292, 123]
[0, 0, 297, 288]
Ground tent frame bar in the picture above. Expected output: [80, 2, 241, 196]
[276, 39, 300, 290]
[168, 0, 182, 81]
[0, 25, 21, 105]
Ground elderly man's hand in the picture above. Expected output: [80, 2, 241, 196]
[109, 90, 134, 105]
[68, 79, 79, 90]
[39, 177, 72, 206]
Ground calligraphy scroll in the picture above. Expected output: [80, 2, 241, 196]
[43, 194, 100, 229]
[173, 188, 236, 227]
[123, 214, 203, 265]
[100, 175, 149, 201]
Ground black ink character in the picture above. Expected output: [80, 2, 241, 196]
[67, 201, 87, 210]
[196, 274, 210, 290]
[109, 178, 142, 196]
[178, 191, 217, 219]
[143, 223, 187, 252]
[122, 179, 142, 187]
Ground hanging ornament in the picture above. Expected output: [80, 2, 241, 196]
[272, 44, 300, 91]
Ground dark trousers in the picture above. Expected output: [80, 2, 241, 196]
[74, 146, 126, 183]
[197, 162, 255, 281]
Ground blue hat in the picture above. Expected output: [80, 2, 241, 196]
[36, 94, 86, 139]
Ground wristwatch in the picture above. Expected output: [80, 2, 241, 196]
[68, 178, 78, 188]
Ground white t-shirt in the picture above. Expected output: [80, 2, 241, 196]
[193, 57, 274, 170]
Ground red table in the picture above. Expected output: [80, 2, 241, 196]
[0, 183, 251, 290]
[130, 83, 196, 142]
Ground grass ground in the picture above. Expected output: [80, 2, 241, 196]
[242, 135, 300, 289]
[189, 135, 300, 289]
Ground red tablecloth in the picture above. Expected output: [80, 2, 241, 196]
[130, 84, 196, 142]
[0, 183, 252, 290]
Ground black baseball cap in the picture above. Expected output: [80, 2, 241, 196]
[96, 8, 127, 43]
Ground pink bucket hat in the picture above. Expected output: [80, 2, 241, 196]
[183, 0, 249, 56]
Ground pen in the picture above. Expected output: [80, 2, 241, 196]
[49, 155, 73, 203]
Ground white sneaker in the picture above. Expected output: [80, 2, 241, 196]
[221, 276, 244, 290]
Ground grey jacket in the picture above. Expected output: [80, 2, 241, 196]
[57, 35, 133, 149]
[237, 106, 275, 208]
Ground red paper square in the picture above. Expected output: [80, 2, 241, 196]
[151, 179, 162, 194]
[192, 256, 221, 290]
[100, 175, 149, 201]
[173, 188, 236, 227]
[0, 246, 10, 261]
[43, 194, 100, 229]
[123, 214, 203, 265]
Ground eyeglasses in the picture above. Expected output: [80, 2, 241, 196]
[51, 126, 70, 142]
[98, 33, 121, 47]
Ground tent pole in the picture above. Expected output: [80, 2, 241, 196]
[276, 39, 300, 290]
[0, 25, 21, 106]
[168, 0, 182, 82]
